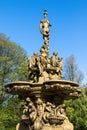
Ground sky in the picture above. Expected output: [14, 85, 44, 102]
[0, 0, 87, 84]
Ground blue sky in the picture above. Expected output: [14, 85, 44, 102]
[0, 0, 87, 84]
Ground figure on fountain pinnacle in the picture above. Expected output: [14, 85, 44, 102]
[40, 10, 51, 45]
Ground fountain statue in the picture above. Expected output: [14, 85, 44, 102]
[5, 10, 81, 130]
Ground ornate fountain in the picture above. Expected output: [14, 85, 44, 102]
[5, 10, 81, 130]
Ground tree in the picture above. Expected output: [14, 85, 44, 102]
[0, 96, 23, 130]
[64, 88, 87, 130]
[63, 54, 84, 84]
[0, 33, 28, 130]
[0, 33, 28, 104]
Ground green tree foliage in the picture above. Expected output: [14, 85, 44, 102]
[0, 33, 28, 103]
[0, 33, 28, 130]
[0, 96, 23, 130]
[64, 88, 87, 130]
[0, 33, 28, 84]
[64, 54, 84, 85]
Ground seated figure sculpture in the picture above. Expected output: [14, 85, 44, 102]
[28, 50, 63, 82]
